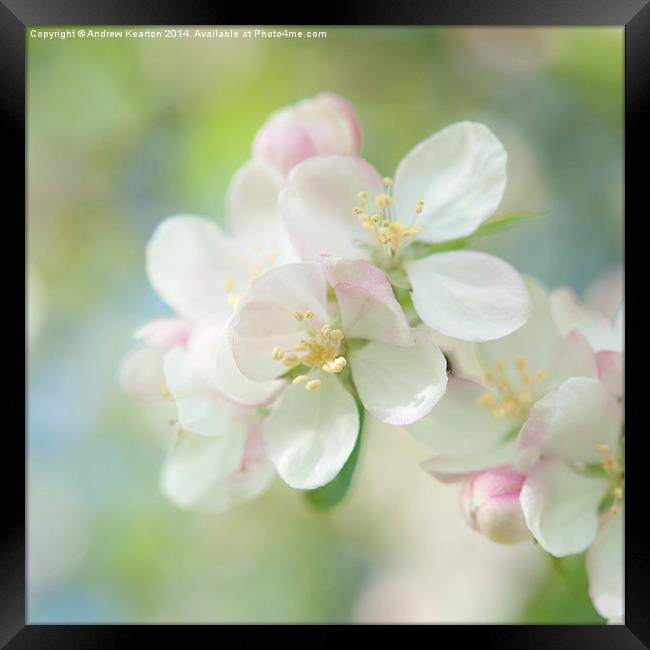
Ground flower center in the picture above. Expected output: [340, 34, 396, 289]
[476, 356, 549, 420]
[271, 311, 347, 391]
[594, 442, 624, 515]
[353, 177, 423, 259]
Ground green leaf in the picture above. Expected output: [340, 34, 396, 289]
[407, 211, 546, 259]
[303, 398, 365, 511]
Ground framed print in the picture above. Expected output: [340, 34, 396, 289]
[6, 0, 648, 645]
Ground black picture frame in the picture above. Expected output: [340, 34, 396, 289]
[7, 0, 647, 645]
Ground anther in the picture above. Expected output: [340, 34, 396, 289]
[305, 379, 322, 392]
[383, 177, 393, 186]
[227, 293, 240, 306]
[294, 311, 305, 321]
[329, 329, 344, 341]
[223, 277, 236, 292]
[594, 443, 610, 454]
[536, 369, 549, 381]
[272, 346, 284, 361]
[304, 310, 314, 320]
[283, 354, 300, 368]
[292, 374, 308, 385]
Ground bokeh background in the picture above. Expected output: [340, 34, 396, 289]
[27, 27, 623, 623]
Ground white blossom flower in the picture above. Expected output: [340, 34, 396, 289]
[230, 256, 448, 489]
[278, 121, 531, 341]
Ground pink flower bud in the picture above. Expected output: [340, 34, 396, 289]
[252, 93, 362, 177]
[460, 466, 532, 544]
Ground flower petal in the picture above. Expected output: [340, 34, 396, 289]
[520, 458, 608, 556]
[422, 438, 518, 482]
[163, 348, 246, 438]
[119, 346, 168, 400]
[517, 377, 621, 469]
[146, 216, 246, 321]
[279, 155, 384, 262]
[263, 373, 359, 489]
[227, 158, 294, 262]
[405, 250, 530, 341]
[587, 512, 624, 622]
[408, 376, 514, 455]
[393, 121, 507, 243]
[231, 262, 328, 381]
[160, 424, 274, 512]
[550, 288, 622, 352]
[134, 318, 192, 348]
[349, 329, 447, 425]
[322, 256, 414, 346]
[596, 351, 624, 402]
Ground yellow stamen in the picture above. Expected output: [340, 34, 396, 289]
[294, 311, 305, 321]
[272, 346, 284, 361]
[223, 277, 236, 292]
[329, 329, 344, 341]
[383, 177, 393, 186]
[594, 443, 610, 454]
[484, 369, 495, 384]
[536, 368, 549, 381]
[292, 374, 308, 385]
[283, 353, 300, 368]
[304, 310, 314, 320]
[305, 379, 322, 392]
[227, 293, 240, 307]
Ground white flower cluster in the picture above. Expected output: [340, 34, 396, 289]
[120, 94, 623, 622]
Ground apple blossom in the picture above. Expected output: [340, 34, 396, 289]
[278, 121, 531, 341]
[409, 277, 598, 479]
[252, 93, 362, 178]
[230, 256, 448, 489]
[460, 466, 532, 545]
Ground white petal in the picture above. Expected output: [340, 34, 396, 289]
[231, 262, 329, 381]
[393, 121, 507, 243]
[146, 215, 245, 321]
[322, 256, 414, 346]
[517, 377, 621, 467]
[405, 250, 530, 341]
[350, 329, 447, 425]
[163, 348, 246, 437]
[214, 321, 286, 407]
[263, 373, 359, 489]
[422, 438, 518, 482]
[408, 376, 515, 455]
[596, 351, 624, 402]
[119, 346, 168, 400]
[550, 288, 623, 353]
[520, 459, 608, 556]
[160, 424, 274, 512]
[227, 159, 295, 262]
[587, 513, 624, 621]
[279, 155, 383, 261]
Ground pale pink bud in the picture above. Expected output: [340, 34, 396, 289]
[252, 93, 362, 177]
[460, 466, 532, 544]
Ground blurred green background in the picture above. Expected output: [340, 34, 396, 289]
[27, 27, 622, 623]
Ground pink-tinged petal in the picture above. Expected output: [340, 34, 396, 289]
[393, 121, 507, 243]
[405, 250, 531, 341]
[323, 256, 414, 346]
[520, 458, 607, 556]
[584, 265, 623, 322]
[597, 351, 624, 402]
[408, 376, 514, 455]
[231, 263, 328, 381]
[279, 155, 384, 262]
[263, 373, 359, 489]
[163, 348, 246, 438]
[253, 96, 359, 177]
[554, 329, 598, 383]
[119, 346, 168, 400]
[461, 466, 532, 544]
[315, 92, 362, 152]
[226, 158, 294, 261]
[349, 329, 447, 425]
[146, 216, 246, 321]
[587, 512, 624, 622]
[134, 318, 192, 348]
[160, 422, 274, 512]
[422, 438, 518, 481]
[517, 377, 621, 468]
[550, 288, 622, 352]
